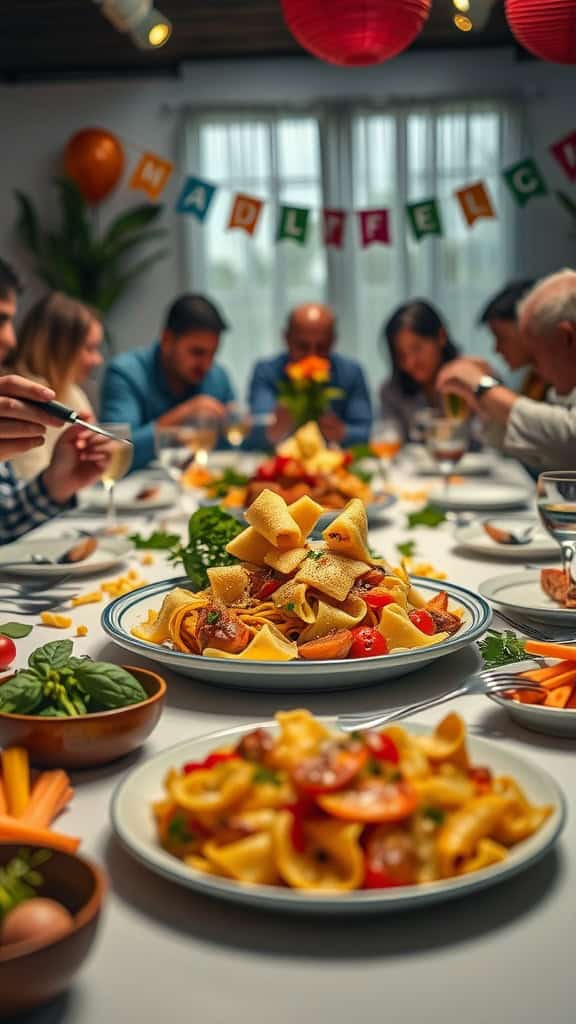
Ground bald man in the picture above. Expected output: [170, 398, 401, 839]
[248, 302, 372, 448]
[436, 269, 576, 470]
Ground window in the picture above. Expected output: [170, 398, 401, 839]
[182, 100, 522, 402]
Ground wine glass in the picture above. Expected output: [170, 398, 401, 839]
[99, 423, 133, 534]
[370, 418, 403, 480]
[537, 472, 576, 597]
[426, 416, 469, 494]
[225, 407, 253, 450]
[155, 418, 219, 506]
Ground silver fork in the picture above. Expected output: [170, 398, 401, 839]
[495, 610, 576, 643]
[337, 668, 546, 733]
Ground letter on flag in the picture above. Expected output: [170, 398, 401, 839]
[277, 206, 310, 245]
[357, 209, 391, 248]
[550, 131, 576, 183]
[176, 176, 217, 220]
[130, 153, 174, 200]
[228, 193, 264, 236]
[406, 199, 443, 241]
[503, 159, 547, 207]
[455, 182, 495, 227]
[323, 209, 347, 249]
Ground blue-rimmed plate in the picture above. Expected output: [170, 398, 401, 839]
[111, 719, 565, 914]
[102, 576, 492, 692]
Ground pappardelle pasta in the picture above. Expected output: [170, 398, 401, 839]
[153, 710, 553, 892]
[132, 489, 464, 661]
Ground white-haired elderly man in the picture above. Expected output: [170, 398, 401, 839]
[436, 269, 576, 470]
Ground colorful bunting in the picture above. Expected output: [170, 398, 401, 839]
[550, 131, 576, 183]
[503, 158, 548, 207]
[227, 193, 264, 236]
[323, 208, 347, 248]
[406, 198, 443, 240]
[358, 209, 391, 248]
[129, 152, 174, 199]
[176, 176, 217, 220]
[277, 205, 310, 244]
[455, 182, 496, 227]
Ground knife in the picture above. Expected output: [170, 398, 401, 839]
[23, 399, 133, 445]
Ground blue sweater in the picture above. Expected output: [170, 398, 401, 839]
[248, 352, 372, 448]
[100, 342, 235, 470]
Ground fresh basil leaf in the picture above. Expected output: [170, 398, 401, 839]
[28, 639, 73, 677]
[396, 540, 416, 559]
[407, 504, 447, 530]
[37, 705, 68, 717]
[129, 530, 180, 550]
[0, 622, 33, 639]
[0, 671, 43, 714]
[477, 629, 526, 668]
[75, 662, 147, 709]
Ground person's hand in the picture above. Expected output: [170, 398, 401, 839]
[157, 395, 227, 427]
[42, 424, 112, 505]
[0, 374, 64, 459]
[436, 358, 496, 411]
[318, 410, 345, 444]
[266, 405, 294, 445]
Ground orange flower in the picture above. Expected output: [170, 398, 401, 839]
[287, 356, 331, 383]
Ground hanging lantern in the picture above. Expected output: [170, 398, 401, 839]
[506, 0, 576, 64]
[281, 0, 431, 67]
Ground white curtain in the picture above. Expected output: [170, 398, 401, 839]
[182, 99, 524, 402]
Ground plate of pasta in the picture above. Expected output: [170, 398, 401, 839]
[111, 710, 565, 913]
[102, 490, 491, 690]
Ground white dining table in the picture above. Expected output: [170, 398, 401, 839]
[5, 453, 574, 1024]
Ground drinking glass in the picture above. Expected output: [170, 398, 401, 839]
[537, 471, 576, 594]
[99, 423, 133, 534]
[370, 419, 403, 480]
[225, 407, 253, 450]
[155, 418, 219, 502]
[426, 416, 469, 494]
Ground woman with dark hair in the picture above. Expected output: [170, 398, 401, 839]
[380, 299, 459, 439]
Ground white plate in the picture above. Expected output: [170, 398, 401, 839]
[430, 483, 530, 512]
[455, 519, 558, 561]
[0, 536, 132, 578]
[197, 492, 397, 531]
[79, 480, 177, 513]
[479, 570, 576, 624]
[412, 451, 494, 477]
[490, 691, 576, 738]
[102, 576, 491, 691]
[111, 719, 566, 915]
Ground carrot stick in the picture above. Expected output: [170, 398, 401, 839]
[544, 685, 573, 709]
[541, 669, 576, 692]
[21, 770, 72, 828]
[520, 660, 576, 683]
[0, 814, 80, 854]
[524, 640, 576, 661]
[1, 747, 30, 817]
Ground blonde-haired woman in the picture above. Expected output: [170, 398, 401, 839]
[10, 292, 103, 479]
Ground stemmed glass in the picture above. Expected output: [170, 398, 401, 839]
[426, 416, 469, 495]
[225, 406, 253, 450]
[99, 423, 133, 534]
[370, 418, 403, 480]
[537, 472, 576, 596]
[155, 418, 219, 508]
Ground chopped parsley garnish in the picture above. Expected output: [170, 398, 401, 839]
[168, 814, 196, 844]
[206, 610, 221, 625]
[284, 602, 296, 614]
[422, 806, 445, 825]
[305, 550, 324, 561]
[396, 540, 416, 559]
[253, 766, 282, 786]
[478, 629, 527, 668]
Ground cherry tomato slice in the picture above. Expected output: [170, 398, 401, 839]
[364, 732, 400, 764]
[349, 627, 389, 659]
[283, 797, 316, 853]
[0, 636, 16, 670]
[258, 579, 281, 600]
[468, 766, 492, 793]
[363, 827, 418, 887]
[292, 742, 368, 796]
[364, 593, 396, 609]
[255, 460, 277, 481]
[408, 610, 436, 635]
[183, 752, 239, 773]
[317, 779, 418, 823]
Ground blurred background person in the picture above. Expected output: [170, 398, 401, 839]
[249, 302, 371, 448]
[0, 258, 21, 369]
[380, 300, 460, 441]
[8, 292, 103, 480]
[478, 279, 546, 399]
[101, 293, 234, 471]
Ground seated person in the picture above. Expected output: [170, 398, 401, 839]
[478, 279, 546, 398]
[248, 302, 372, 449]
[9, 292, 103, 480]
[380, 300, 460, 441]
[0, 374, 111, 545]
[0, 257, 20, 368]
[100, 294, 234, 470]
[437, 270, 576, 471]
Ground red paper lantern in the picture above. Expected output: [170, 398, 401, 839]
[281, 0, 431, 67]
[506, 0, 576, 64]
[64, 128, 125, 205]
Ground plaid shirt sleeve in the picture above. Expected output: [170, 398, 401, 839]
[0, 462, 72, 545]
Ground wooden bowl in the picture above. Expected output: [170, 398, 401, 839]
[0, 843, 106, 1015]
[0, 665, 166, 768]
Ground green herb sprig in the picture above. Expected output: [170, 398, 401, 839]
[207, 468, 250, 499]
[129, 530, 180, 550]
[407, 504, 447, 530]
[396, 540, 416, 559]
[0, 622, 33, 640]
[477, 630, 527, 668]
[169, 507, 244, 590]
[0, 850, 52, 919]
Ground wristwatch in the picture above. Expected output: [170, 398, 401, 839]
[474, 375, 500, 400]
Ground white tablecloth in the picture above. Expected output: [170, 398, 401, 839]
[4, 456, 574, 1024]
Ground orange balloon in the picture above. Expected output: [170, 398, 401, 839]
[64, 129, 125, 204]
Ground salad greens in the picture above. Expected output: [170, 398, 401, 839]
[129, 530, 180, 550]
[478, 630, 527, 668]
[406, 504, 447, 530]
[0, 850, 52, 918]
[207, 468, 249, 498]
[0, 622, 33, 640]
[0, 640, 147, 717]
[170, 507, 244, 589]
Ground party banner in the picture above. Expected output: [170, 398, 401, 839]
[358, 209, 391, 248]
[176, 176, 217, 220]
[406, 199, 443, 241]
[323, 208, 347, 249]
[129, 152, 174, 200]
[503, 158, 548, 207]
[455, 182, 495, 227]
[550, 130, 576, 183]
[277, 205, 310, 245]
[227, 193, 264, 236]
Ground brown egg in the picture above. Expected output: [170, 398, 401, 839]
[0, 898, 74, 948]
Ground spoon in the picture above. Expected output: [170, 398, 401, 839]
[482, 521, 536, 546]
[1, 536, 98, 568]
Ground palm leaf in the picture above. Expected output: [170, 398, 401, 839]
[103, 204, 164, 247]
[95, 249, 168, 313]
[54, 177, 93, 253]
[102, 226, 167, 262]
[13, 191, 42, 254]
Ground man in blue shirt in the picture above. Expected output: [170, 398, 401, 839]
[101, 294, 235, 470]
[248, 303, 372, 449]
